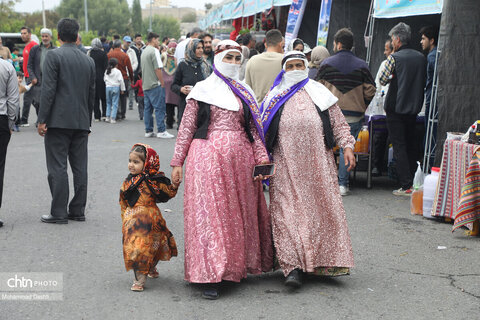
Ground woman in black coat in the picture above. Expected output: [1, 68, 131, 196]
[89, 38, 108, 121]
[171, 39, 210, 128]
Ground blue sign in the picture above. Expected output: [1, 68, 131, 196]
[373, 0, 443, 18]
[316, 0, 332, 46]
[284, 0, 307, 50]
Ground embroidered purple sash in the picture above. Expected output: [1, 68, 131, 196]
[260, 70, 309, 136]
[212, 65, 264, 141]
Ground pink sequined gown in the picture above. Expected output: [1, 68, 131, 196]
[171, 97, 273, 283]
[269, 89, 355, 276]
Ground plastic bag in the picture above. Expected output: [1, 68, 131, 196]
[412, 161, 424, 189]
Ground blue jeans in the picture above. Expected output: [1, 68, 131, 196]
[144, 86, 166, 133]
[105, 86, 120, 119]
[338, 119, 363, 187]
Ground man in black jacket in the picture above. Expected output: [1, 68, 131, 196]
[379, 22, 427, 196]
[37, 18, 95, 224]
[27, 28, 56, 123]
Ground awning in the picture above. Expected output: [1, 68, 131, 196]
[373, 0, 443, 18]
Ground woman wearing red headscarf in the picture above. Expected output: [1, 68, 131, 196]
[120, 143, 179, 292]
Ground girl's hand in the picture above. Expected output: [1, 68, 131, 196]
[171, 166, 183, 185]
[343, 147, 356, 172]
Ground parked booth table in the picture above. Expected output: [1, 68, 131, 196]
[431, 139, 480, 235]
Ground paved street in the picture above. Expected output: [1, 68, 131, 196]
[1, 107, 479, 320]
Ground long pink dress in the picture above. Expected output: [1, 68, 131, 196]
[269, 89, 355, 276]
[171, 97, 273, 283]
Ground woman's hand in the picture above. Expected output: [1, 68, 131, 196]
[180, 86, 190, 95]
[253, 160, 271, 181]
[343, 147, 356, 172]
[171, 166, 183, 185]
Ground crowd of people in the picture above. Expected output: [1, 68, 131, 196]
[0, 17, 438, 299]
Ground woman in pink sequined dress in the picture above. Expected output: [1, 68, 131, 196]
[170, 40, 273, 299]
[261, 51, 356, 288]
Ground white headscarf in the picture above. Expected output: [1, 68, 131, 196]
[186, 40, 256, 111]
[262, 51, 337, 115]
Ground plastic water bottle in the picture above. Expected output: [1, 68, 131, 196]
[410, 162, 424, 215]
[423, 167, 440, 219]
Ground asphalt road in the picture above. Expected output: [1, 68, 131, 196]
[0, 107, 478, 320]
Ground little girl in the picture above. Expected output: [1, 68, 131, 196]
[104, 58, 125, 124]
[119, 143, 179, 291]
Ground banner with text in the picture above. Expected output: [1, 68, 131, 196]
[373, 0, 443, 18]
[284, 0, 307, 51]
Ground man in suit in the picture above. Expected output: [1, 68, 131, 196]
[37, 18, 95, 224]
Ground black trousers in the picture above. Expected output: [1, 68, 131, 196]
[372, 131, 389, 172]
[93, 82, 106, 120]
[0, 116, 11, 208]
[44, 128, 88, 218]
[166, 103, 176, 128]
[117, 79, 129, 119]
[386, 112, 419, 189]
[19, 80, 39, 124]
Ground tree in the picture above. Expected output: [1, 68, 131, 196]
[181, 12, 197, 23]
[57, 0, 131, 34]
[0, 0, 24, 32]
[24, 10, 60, 29]
[204, 3, 212, 11]
[142, 16, 180, 41]
[131, 0, 142, 33]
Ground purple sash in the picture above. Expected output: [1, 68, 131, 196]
[213, 65, 264, 141]
[260, 70, 309, 136]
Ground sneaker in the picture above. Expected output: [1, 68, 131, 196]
[392, 187, 413, 196]
[339, 185, 349, 196]
[105, 118, 110, 123]
[20, 123, 29, 127]
[145, 132, 156, 138]
[110, 119, 116, 124]
[101, 117, 107, 121]
[157, 131, 174, 139]
[94, 119, 100, 122]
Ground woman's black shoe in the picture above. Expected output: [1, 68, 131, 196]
[0, 219, 3, 227]
[285, 269, 303, 288]
[202, 286, 219, 300]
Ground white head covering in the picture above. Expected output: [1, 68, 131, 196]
[262, 51, 338, 114]
[186, 40, 257, 111]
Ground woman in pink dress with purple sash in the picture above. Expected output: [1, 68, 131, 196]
[170, 40, 273, 299]
[261, 51, 356, 288]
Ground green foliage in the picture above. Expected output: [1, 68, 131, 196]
[181, 12, 197, 23]
[204, 3, 212, 11]
[0, 0, 23, 32]
[24, 10, 60, 30]
[79, 30, 98, 46]
[131, 0, 142, 33]
[57, 0, 131, 35]
[142, 16, 180, 40]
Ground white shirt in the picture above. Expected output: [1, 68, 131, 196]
[104, 68, 126, 91]
[174, 38, 190, 63]
[125, 47, 138, 73]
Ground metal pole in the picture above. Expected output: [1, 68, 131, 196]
[84, 0, 88, 32]
[148, 0, 153, 32]
[42, 0, 46, 28]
